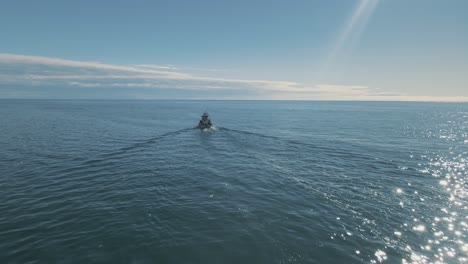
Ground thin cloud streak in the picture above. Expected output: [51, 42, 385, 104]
[134, 64, 178, 70]
[0, 53, 191, 78]
[134, 64, 226, 73]
[1, 53, 468, 101]
[0, 53, 302, 93]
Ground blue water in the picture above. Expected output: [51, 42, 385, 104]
[0, 100, 467, 263]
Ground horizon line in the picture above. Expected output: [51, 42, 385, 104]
[1, 98, 467, 103]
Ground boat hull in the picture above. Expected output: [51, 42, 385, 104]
[197, 124, 212, 129]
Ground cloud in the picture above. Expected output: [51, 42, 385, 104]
[263, 85, 372, 100]
[133, 64, 224, 72]
[0, 53, 300, 94]
[133, 64, 178, 70]
[1, 53, 468, 101]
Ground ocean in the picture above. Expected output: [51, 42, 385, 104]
[0, 100, 466, 263]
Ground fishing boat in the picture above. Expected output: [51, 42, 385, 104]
[197, 112, 213, 129]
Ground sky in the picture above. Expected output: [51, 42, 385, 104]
[0, 0, 467, 101]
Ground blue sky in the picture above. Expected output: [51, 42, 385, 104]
[0, 0, 467, 100]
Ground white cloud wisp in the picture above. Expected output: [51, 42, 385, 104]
[1, 53, 467, 101]
[0, 53, 300, 94]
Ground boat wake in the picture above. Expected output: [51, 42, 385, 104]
[67, 128, 194, 167]
[199, 125, 219, 132]
[66, 125, 314, 176]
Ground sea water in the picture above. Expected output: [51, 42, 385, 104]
[0, 100, 466, 263]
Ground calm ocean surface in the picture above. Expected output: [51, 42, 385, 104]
[0, 100, 466, 264]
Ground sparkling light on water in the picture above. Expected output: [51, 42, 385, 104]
[398, 110, 468, 263]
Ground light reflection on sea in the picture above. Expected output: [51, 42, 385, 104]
[392, 110, 468, 263]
